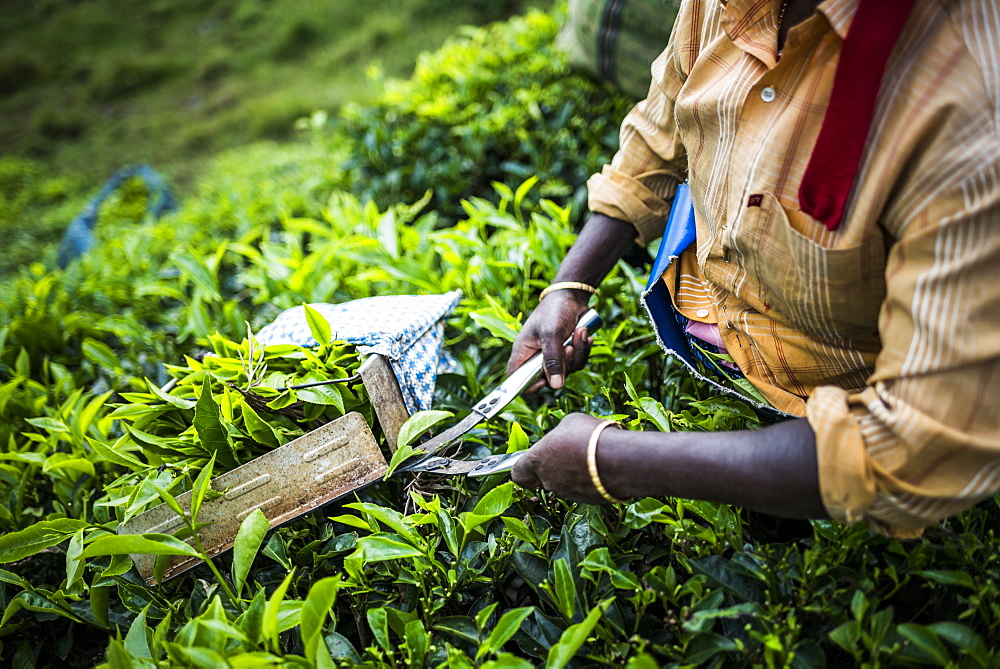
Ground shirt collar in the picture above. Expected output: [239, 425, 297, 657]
[817, 0, 858, 40]
[720, 0, 858, 66]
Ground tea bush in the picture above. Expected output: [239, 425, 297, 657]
[1, 7, 998, 668]
[333, 10, 635, 222]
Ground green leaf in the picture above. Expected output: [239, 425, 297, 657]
[82, 338, 123, 373]
[733, 377, 770, 405]
[546, 598, 612, 669]
[189, 452, 217, 524]
[124, 607, 153, 659]
[434, 616, 480, 645]
[384, 441, 423, 479]
[233, 509, 270, 597]
[553, 558, 576, 621]
[475, 602, 499, 632]
[481, 607, 533, 659]
[91, 586, 111, 627]
[396, 409, 454, 449]
[367, 607, 391, 652]
[100, 554, 133, 579]
[501, 517, 538, 546]
[105, 640, 132, 669]
[918, 569, 975, 589]
[295, 383, 344, 412]
[404, 619, 429, 667]
[897, 624, 952, 665]
[42, 454, 95, 478]
[194, 376, 237, 468]
[64, 529, 85, 590]
[507, 422, 529, 453]
[86, 436, 147, 471]
[172, 250, 221, 300]
[928, 622, 990, 666]
[513, 175, 539, 210]
[302, 304, 332, 347]
[301, 577, 341, 668]
[146, 378, 196, 409]
[347, 503, 421, 544]
[80, 533, 200, 558]
[356, 535, 424, 562]
[25, 416, 70, 433]
[263, 570, 295, 653]
[462, 481, 514, 535]
[469, 305, 520, 343]
[2, 590, 83, 627]
[241, 404, 281, 448]
[0, 519, 89, 563]
[377, 209, 400, 259]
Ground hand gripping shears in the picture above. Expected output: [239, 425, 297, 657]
[400, 308, 602, 478]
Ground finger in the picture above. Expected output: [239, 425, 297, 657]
[511, 455, 542, 489]
[567, 327, 591, 373]
[540, 329, 567, 390]
[506, 338, 540, 377]
[525, 378, 548, 394]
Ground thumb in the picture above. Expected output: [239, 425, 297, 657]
[511, 455, 542, 490]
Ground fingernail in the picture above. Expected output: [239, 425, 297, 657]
[550, 374, 563, 389]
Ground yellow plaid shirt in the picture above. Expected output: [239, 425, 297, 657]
[588, 0, 1000, 537]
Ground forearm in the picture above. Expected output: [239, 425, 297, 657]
[552, 212, 637, 289]
[597, 418, 827, 519]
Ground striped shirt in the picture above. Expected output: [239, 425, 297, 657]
[588, 0, 1000, 537]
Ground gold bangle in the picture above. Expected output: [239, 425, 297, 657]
[539, 281, 598, 301]
[587, 420, 623, 504]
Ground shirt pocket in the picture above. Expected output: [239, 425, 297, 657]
[742, 192, 886, 341]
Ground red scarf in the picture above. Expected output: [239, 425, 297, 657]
[798, 0, 916, 231]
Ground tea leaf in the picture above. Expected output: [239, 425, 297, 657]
[546, 598, 612, 669]
[480, 606, 533, 659]
[80, 533, 200, 558]
[193, 376, 237, 468]
[301, 576, 342, 668]
[189, 452, 217, 524]
[233, 509, 270, 597]
[302, 304, 332, 348]
[396, 409, 455, 450]
[263, 570, 295, 652]
[0, 519, 89, 563]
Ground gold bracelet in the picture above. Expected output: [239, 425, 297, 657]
[539, 281, 598, 301]
[587, 420, 623, 504]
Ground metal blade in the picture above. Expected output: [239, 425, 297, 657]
[404, 451, 525, 477]
[466, 451, 525, 477]
[404, 455, 482, 475]
[399, 411, 485, 471]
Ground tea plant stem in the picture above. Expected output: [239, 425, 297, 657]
[190, 529, 240, 608]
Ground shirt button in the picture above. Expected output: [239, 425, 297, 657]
[696, 308, 710, 318]
[760, 86, 777, 102]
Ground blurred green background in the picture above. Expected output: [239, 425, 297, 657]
[0, 0, 552, 185]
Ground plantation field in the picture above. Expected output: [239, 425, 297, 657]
[1, 4, 999, 668]
[0, 0, 552, 279]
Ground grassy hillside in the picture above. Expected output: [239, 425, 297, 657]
[0, 0, 554, 280]
[0, 0, 551, 184]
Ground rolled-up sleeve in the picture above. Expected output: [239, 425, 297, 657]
[809, 163, 1000, 538]
[587, 9, 690, 245]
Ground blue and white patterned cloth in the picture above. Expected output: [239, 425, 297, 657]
[255, 291, 462, 414]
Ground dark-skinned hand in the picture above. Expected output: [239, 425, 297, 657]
[511, 412, 617, 505]
[506, 290, 593, 392]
